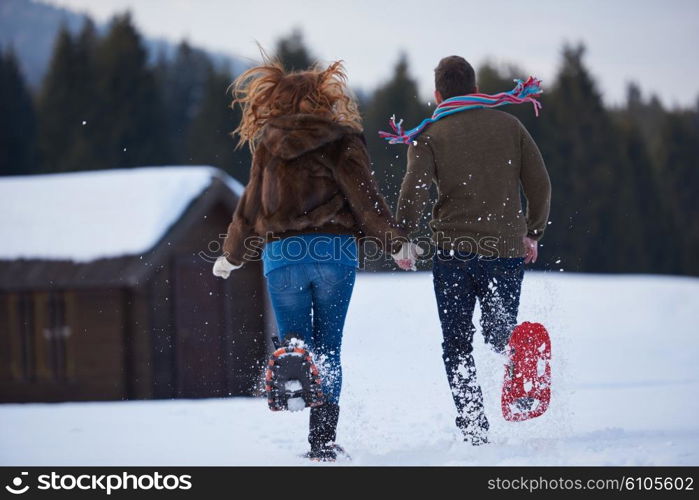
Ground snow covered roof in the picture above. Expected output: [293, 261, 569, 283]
[0, 166, 244, 263]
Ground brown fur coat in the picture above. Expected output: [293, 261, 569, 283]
[222, 114, 405, 265]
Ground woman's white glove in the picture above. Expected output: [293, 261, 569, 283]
[391, 242, 424, 271]
[212, 256, 242, 279]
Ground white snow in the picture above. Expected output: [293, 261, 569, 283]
[284, 381, 303, 393]
[1, 271, 698, 465]
[0, 166, 244, 262]
[287, 398, 306, 412]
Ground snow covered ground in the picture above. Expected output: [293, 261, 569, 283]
[1, 271, 698, 465]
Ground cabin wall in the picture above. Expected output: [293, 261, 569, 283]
[0, 190, 270, 403]
[206, 202, 267, 396]
[0, 289, 126, 402]
[147, 263, 176, 399]
[159, 200, 268, 398]
[123, 288, 153, 399]
[224, 261, 267, 395]
[0, 294, 13, 383]
[69, 289, 126, 399]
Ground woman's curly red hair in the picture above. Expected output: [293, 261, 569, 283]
[231, 58, 362, 151]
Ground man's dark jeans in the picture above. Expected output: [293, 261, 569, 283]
[432, 249, 524, 436]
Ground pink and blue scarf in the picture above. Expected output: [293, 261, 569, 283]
[378, 76, 543, 145]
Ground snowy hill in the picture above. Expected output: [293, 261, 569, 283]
[1, 271, 697, 465]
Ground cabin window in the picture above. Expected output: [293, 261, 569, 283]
[15, 291, 70, 382]
[45, 291, 69, 381]
[17, 292, 35, 381]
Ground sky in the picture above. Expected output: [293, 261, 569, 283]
[44, 0, 699, 107]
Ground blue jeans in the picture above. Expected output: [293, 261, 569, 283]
[432, 250, 524, 430]
[266, 263, 356, 404]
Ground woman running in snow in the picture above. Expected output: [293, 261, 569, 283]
[212, 57, 406, 461]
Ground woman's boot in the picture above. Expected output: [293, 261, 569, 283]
[307, 402, 340, 461]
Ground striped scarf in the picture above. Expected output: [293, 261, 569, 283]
[378, 76, 543, 145]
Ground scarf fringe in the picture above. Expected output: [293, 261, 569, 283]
[379, 77, 543, 145]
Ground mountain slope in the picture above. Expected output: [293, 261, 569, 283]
[0, 0, 247, 87]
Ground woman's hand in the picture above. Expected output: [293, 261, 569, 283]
[212, 255, 242, 279]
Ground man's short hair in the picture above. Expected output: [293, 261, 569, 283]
[435, 56, 477, 99]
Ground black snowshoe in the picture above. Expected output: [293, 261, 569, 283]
[265, 334, 324, 412]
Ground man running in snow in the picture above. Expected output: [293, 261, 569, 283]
[394, 56, 551, 444]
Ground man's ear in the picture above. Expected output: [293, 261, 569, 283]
[434, 90, 443, 105]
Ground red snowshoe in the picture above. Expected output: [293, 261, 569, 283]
[501, 322, 551, 422]
[265, 335, 324, 412]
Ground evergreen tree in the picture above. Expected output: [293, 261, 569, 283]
[275, 29, 313, 71]
[157, 41, 213, 163]
[186, 66, 251, 184]
[91, 12, 169, 169]
[624, 83, 665, 148]
[614, 114, 676, 273]
[37, 24, 82, 172]
[363, 54, 430, 211]
[537, 44, 633, 272]
[65, 19, 100, 170]
[654, 108, 699, 274]
[0, 47, 38, 175]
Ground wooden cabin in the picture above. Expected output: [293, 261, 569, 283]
[0, 166, 270, 402]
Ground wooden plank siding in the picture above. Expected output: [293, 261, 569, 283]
[0, 176, 269, 403]
[0, 289, 126, 401]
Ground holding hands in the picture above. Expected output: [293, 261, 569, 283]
[215, 237, 534, 278]
[392, 242, 424, 271]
